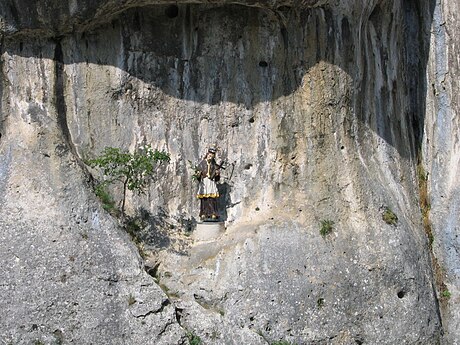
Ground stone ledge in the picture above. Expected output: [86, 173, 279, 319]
[193, 221, 225, 242]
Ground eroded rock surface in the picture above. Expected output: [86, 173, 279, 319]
[157, 219, 440, 344]
[424, 0, 460, 343]
[1, 0, 457, 343]
[0, 40, 184, 345]
[0, 0, 331, 37]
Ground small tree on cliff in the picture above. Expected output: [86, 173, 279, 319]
[87, 145, 170, 218]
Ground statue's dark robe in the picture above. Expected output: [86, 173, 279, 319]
[196, 158, 220, 218]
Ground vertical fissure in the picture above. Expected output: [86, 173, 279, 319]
[53, 39, 71, 149]
[405, 0, 444, 337]
[416, 154, 446, 338]
[0, 36, 6, 138]
[53, 38, 93, 179]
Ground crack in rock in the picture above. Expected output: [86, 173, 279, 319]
[131, 298, 171, 318]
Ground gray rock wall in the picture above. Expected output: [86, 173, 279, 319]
[0, 0, 452, 344]
[425, 0, 460, 343]
[0, 0, 330, 37]
[0, 39, 185, 344]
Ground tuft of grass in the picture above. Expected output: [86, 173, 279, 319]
[319, 219, 334, 238]
[128, 294, 136, 306]
[210, 330, 219, 340]
[159, 283, 170, 293]
[94, 183, 118, 215]
[125, 218, 145, 237]
[417, 161, 434, 248]
[187, 331, 202, 345]
[317, 297, 325, 308]
[428, 232, 434, 246]
[382, 207, 398, 225]
[417, 162, 429, 184]
[441, 289, 451, 300]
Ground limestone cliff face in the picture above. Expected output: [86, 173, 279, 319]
[0, 0, 455, 344]
[424, 0, 460, 343]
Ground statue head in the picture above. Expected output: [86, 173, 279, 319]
[206, 147, 217, 160]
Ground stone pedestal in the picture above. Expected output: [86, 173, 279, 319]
[193, 222, 225, 242]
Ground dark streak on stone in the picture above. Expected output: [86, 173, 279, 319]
[135, 298, 171, 319]
[0, 35, 4, 137]
[54, 39, 71, 148]
[53, 39, 94, 182]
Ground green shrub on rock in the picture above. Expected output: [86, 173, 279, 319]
[86, 145, 170, 217]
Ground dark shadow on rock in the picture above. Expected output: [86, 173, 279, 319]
[2, 1, 436, 161]
[403, 0, 434, 159]
[127, 207, 196, 251]
[217, 181, 240, 222]
[177, 215, 198, 234]
[126, 207, 171, 250]
[217, 182, 230, 221]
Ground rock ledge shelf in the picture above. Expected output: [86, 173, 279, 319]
[193, 222, 225, 242]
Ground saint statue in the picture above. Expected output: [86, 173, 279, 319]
[195, 147, 221, 221]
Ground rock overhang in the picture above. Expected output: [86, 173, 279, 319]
[0, 0, 335, 38]
[0, 0, 433, 163]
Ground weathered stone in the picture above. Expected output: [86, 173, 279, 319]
[0, 0, 330, 38]
[158, 219, 441, 344]
[1, 0, 458, 343]
[0, 40, 185, 344]
[424, 0, 460, 343]
[193, 222, 225, 241]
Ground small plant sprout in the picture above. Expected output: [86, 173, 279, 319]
[320, 219, 334, 238]
[94, 183, 118, 215]
[271, 341, 294, 345]
[188, 160, 201, 181]
[441, 289, 451, 300]
[317, 297, 325, 308]
[128, 294, 136, 306]
[382, 207, 398, 225]
[186, 331, 202, 345]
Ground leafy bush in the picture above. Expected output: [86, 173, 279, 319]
[87, 145, 169, 217]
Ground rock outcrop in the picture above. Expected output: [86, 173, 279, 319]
[1, 0, 457, 344]
[0, 39, 185, 344]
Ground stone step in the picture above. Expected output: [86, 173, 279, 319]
[193, 221, 225, 242]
